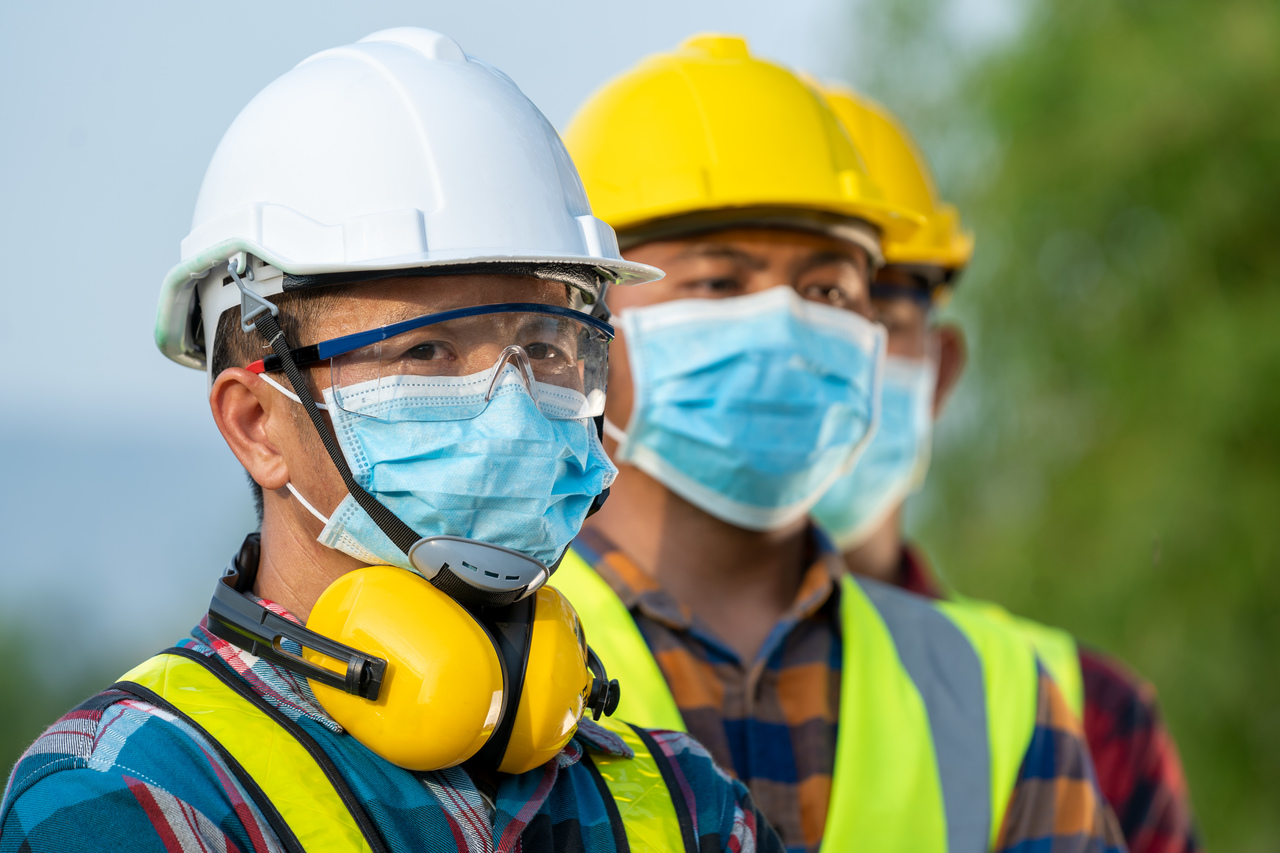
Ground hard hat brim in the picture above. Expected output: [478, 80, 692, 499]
[155, 240, 662, 370]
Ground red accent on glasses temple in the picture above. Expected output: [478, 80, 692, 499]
[246, 359, 266, 374]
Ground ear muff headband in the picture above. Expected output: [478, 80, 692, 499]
[471, 596, 536, 771]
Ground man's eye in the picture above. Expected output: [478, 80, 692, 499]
[799, 283, 851, 306]
[525, 341, 570, 363]
[406, 341, 449, 360]
[686, 277, 741, 295]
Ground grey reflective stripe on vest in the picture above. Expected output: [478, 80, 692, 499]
[858, 579, 991, 852]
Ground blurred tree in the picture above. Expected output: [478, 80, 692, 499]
[844, 0, 1280, 848]
[0, 625, 110, 780]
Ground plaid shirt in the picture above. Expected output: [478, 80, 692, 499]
[570, 527, 1126, 853]
[1, 601, 782, 853]
[899, 546, 1200, 853]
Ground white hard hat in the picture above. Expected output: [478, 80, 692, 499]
[156, 27, 661, 371]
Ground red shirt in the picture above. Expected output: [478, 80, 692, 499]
[900, 545, 1200, 853]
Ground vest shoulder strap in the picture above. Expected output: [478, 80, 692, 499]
[952, 597, 1084, 718]
[553, 550, 686, 732]
[116, 649, 380, 853]
[589, 716, 696, 853]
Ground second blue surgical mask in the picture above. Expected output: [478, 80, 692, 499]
[297, 368, 617, 571]
[811, 355, 936, 549]
[609, 286, 886, 530]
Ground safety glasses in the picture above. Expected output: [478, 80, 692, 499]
[248, 303, 613, 423]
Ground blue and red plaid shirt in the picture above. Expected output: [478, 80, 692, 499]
[570, 527, 1127, 853]
[899, 545, 1200, 853]
[1, 599, 782, 853]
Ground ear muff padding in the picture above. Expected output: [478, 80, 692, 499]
[304, 566, 506, 771]
[494, 587, 594, 775]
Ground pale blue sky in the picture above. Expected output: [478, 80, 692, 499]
[0, 0, 863, 678]
[0, 0, 1020, 680]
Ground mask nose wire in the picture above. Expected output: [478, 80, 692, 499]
[484, 345, 541, 408]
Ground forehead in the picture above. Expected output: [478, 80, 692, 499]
[637, 226, 871, 267]
[305, 274, 573, 339]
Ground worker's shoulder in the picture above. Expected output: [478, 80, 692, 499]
[852, 572, 1040, 653]
[2, 684, 236, 825]
[1078, 644, 1161, 721]
[581, 716, 744, 799]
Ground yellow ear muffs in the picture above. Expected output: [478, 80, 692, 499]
[304, 566, 506, 771]
[495, 586, 594, 774]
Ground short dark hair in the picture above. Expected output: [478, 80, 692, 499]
[210, 288, 349, 525]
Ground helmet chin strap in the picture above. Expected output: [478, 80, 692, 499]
[233, 263, 567, 608]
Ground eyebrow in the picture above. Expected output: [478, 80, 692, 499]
[672, 244, 769, 271]
[791, 250, 866, 280]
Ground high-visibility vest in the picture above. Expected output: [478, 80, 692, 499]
[552, 549, 1043, 853]
[115, 647, 693, 853]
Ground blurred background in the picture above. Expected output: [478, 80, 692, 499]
[0, 0, 1275, 848]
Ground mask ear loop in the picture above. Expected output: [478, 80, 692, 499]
[258, 371, 328, 410]
[600, 416, 628, 446]
[286, 483, 332, 525]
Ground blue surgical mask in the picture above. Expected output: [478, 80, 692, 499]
[272, 367, 617, 571]
[607, 286, 886, 530]
[811, 355, 935, 549]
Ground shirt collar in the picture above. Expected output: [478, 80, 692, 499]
[898, 543, 946, 599]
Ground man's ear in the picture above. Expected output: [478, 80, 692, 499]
[209, 368, 291, 492]
[932, 324, 967, 419]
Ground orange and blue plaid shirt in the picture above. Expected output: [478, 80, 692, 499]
[572, 527, 1127, 853]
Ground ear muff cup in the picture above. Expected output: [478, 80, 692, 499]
[496, 586, 594, 774]
[304, 566, 506, 771]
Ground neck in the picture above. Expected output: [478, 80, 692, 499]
[254, 489, 364, 622]
[840, 507, 906, 584]
[583, 464, 809, 662]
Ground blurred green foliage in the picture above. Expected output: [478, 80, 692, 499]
[4, 3, 1277, 849]
[0, 628, 112, 782]
[852, 0, 1280, 848]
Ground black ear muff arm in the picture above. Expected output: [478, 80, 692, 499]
[585, 646, 620, 720]
[206, 572, 387, 701]
[469, 596, 537, 770]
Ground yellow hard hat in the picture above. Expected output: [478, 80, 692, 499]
[823, 87, 974, 272]
[563, 34, 922, 254]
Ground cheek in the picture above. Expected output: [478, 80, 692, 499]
[604, 330, 635, 430]
[286, 413, 348, 509]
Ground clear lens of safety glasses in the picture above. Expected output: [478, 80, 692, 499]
[328, 306, 611, 423]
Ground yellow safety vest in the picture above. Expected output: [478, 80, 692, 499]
[116, 648, 691, 852]
[552, 549, 1043, 853]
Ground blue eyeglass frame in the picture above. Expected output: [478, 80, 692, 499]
[248, 302, 614, 373]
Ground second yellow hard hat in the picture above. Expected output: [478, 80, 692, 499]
[823, 87, 975, 272]
[563, 34, 922, 250]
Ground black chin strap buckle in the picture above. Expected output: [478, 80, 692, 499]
[586, 647, 620, 720]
